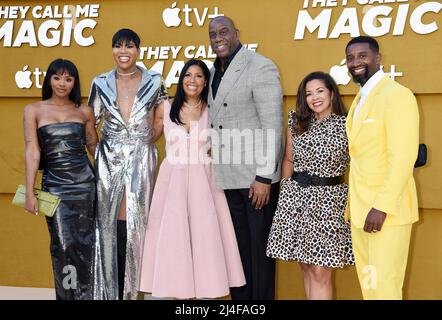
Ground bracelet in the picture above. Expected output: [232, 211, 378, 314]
[280, 177, 290, 185]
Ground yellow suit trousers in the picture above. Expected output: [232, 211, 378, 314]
[351, 223, 412, 300]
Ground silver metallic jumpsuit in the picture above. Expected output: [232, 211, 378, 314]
[88, 67, 167, 300]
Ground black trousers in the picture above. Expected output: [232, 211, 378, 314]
[117, 220, 127, 301]
[224, 183, 279, 300]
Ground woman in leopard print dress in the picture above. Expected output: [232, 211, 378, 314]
[266, 72, 354, 300]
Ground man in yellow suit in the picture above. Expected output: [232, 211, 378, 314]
[345, 36, 419, 299]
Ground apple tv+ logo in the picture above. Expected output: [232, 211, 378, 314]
[329, 59, 351, 86]
[162, 2, 223, 28]
[15, 65, 46, 89]
[329, 59, 404, 86]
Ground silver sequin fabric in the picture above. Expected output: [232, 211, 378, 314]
[88, 67, 167, 300]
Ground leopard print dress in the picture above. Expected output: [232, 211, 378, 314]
[266, 111, 354, 268]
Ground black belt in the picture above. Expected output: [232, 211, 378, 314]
[292, 171, 344, 187]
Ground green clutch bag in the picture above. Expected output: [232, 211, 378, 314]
[12, 184, 61, 217]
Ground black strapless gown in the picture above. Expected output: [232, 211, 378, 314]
[37, 122, 95, 300]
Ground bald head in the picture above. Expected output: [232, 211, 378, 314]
[209, 15, 240, 63]
[209, 16, 237, 30]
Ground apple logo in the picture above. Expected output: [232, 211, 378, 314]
[163, 2, 181, 27]
[329, 59, 351, 86]
[15, 65, 33, 89]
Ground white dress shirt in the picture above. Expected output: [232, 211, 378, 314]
[353, 69, 386, 121]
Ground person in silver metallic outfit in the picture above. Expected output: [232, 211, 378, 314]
[88, 29, 167, 300]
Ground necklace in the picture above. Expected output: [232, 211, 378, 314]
[183, 99, 202, 112]
[116, 70, 139, 100]
[117, 85, 138, 101]
[119, 89, 137, 101]
[116, 69, 138, 78]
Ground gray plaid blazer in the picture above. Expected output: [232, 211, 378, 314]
[208, 47, 284, 189]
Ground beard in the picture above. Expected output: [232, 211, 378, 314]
[349, 65, 369, 85]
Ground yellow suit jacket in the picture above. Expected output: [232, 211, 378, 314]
[345, 75, 419, 228]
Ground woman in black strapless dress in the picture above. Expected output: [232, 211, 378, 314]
[23, 59, 98, 300]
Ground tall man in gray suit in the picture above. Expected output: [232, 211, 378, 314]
[208, 16, 284, 300]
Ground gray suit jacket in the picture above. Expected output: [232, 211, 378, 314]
[208, 47, 284, 189]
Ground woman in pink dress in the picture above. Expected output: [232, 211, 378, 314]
[139, 59, 245, 299]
